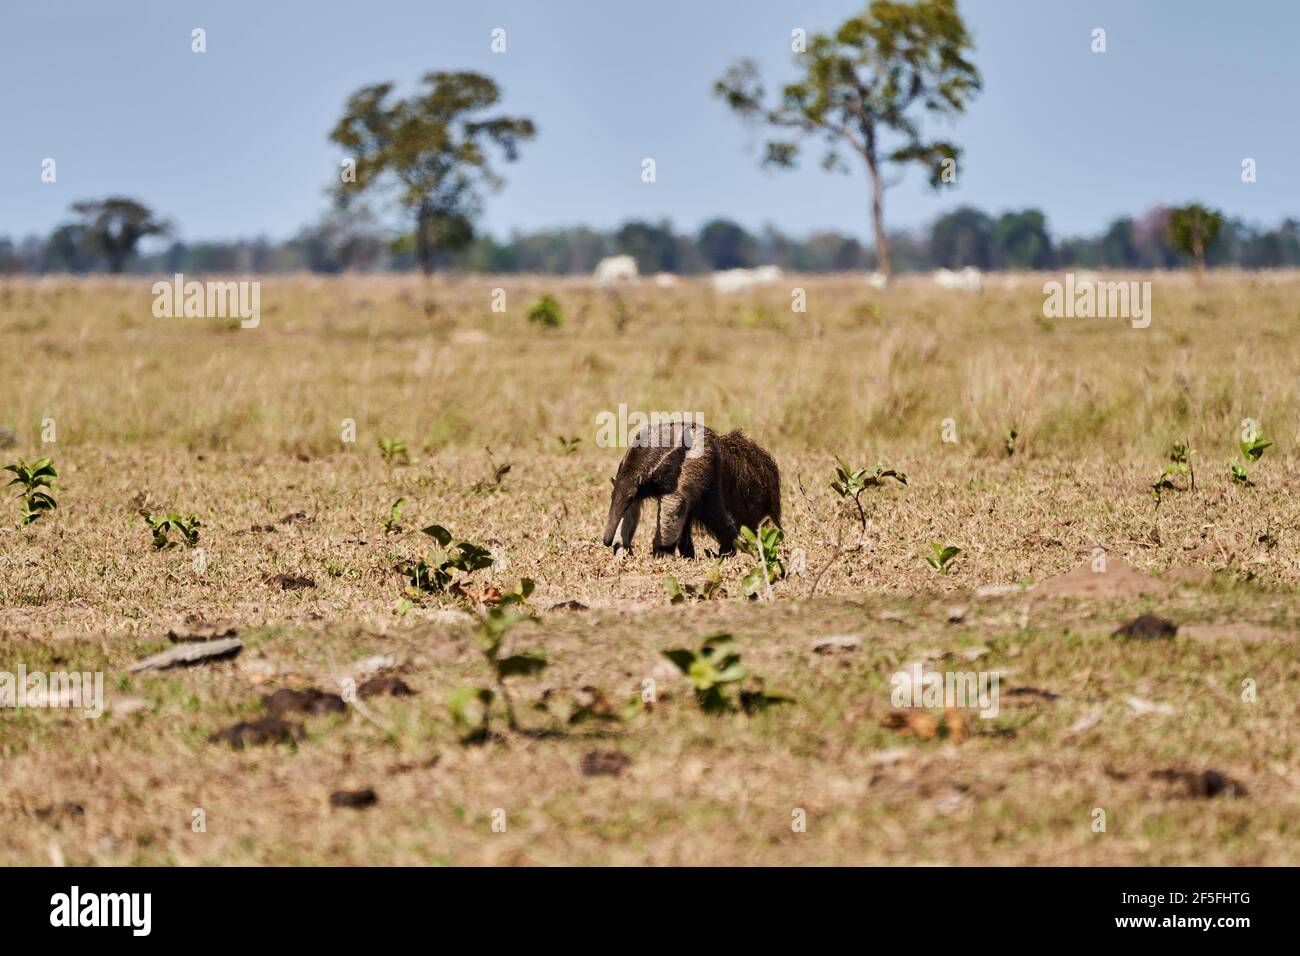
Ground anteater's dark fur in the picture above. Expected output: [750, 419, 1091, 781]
[602, 421, 781, 557]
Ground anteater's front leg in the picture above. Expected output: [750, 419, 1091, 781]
[653, 492, 691, 557]
[614, 497, 642, 552]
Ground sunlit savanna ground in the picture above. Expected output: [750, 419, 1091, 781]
[1, 272, 1297, 864]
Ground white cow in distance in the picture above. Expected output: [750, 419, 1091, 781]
[594, 255, 638, 284]
[711, 264, 784, 293]
[933, 266, 984, 292]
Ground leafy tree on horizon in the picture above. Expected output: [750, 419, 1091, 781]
[614, 219, 679, 274]
[994, 209, 1054, 270]
[714, 0, 981, 283]
[929, 205, 993, 269]
[1100, 217, 1139, 268]
[1167, 203, 1224, 275]
[329, 71, 535, 275]
[70, 198, 170, 273]
[697, 218, 757, 270]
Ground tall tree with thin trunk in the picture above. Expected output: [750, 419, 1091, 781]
[1167, 203, 1224, 276]
[330, 71, 535, 275]
[714, 0, 980, 283]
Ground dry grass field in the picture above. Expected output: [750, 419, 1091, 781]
[1, 272, 1298, 865]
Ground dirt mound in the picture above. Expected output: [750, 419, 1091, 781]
[1163, 566, 1214, 587]
[1034, 558, 1163, 599]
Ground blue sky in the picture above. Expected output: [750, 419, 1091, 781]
[2, 0, 1296, 244]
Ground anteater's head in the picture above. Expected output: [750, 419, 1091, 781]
[602, 424, 696, 550]
[602, 463, 638, 549]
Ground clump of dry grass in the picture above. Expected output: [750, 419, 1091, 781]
[3, 272, 1299, 457]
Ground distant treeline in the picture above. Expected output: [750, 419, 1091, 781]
[3, 204, 1299, 276]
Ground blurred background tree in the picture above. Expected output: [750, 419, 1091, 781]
[69, 198, 170, 273]
[329, 71, 535, 275]
[697, 219, 758, 270]
[1167, 203, 1225, 274]
[8, 206, 1300, 276]
[930, 206, 993, 269]
[993, 209, 1054, 270]
[614, 220, 679, 274]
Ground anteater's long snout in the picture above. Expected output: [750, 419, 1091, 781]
[602, 495, 625, 548]
[603, 494, 640, 550]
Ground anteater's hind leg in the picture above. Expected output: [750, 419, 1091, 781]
[698, 487, 739, 556]
[653, 492, 692, 557]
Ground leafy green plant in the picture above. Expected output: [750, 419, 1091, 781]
[448, 603, 546, 741]
[1150, 470, 1179, 512]
[1230, 431, 1271, 487]
[527, 294, 564, 328]
[1151, 442, 1195, 512]
[556, 435, 582, 455]
[662, 633, 793, 715]
[377, 435, 409, 465]
[1240, 432, 1272, 463]
[662, 564, 724, 604]
[735, 523, 785, 599]
[382, 497, 406, 534]
[4, 457, 58, 526]
[143, 512, 201, 549]
[1170, 440, 1195, 491]
[494, 577, 535, 607]
[830, 458, 907, 529]
[404, 524, 494, 594]
[447, 686, 495, 744]
[923, 542, 961, 575]
[469, 457, 511, 495]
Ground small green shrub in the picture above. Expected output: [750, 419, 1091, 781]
[662, 633, 793, 715]
[736, 524, 785, 598]
[830, 458, 906, 529]
[4, 457, 58, 526]
[527, 294, 564, 328]
[923, 542, 961, 575]
[404, 524, 494, 593]
[144, 512, 201, 549]
[377, 435, 409, 465]
[449, 603, 545, 742]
